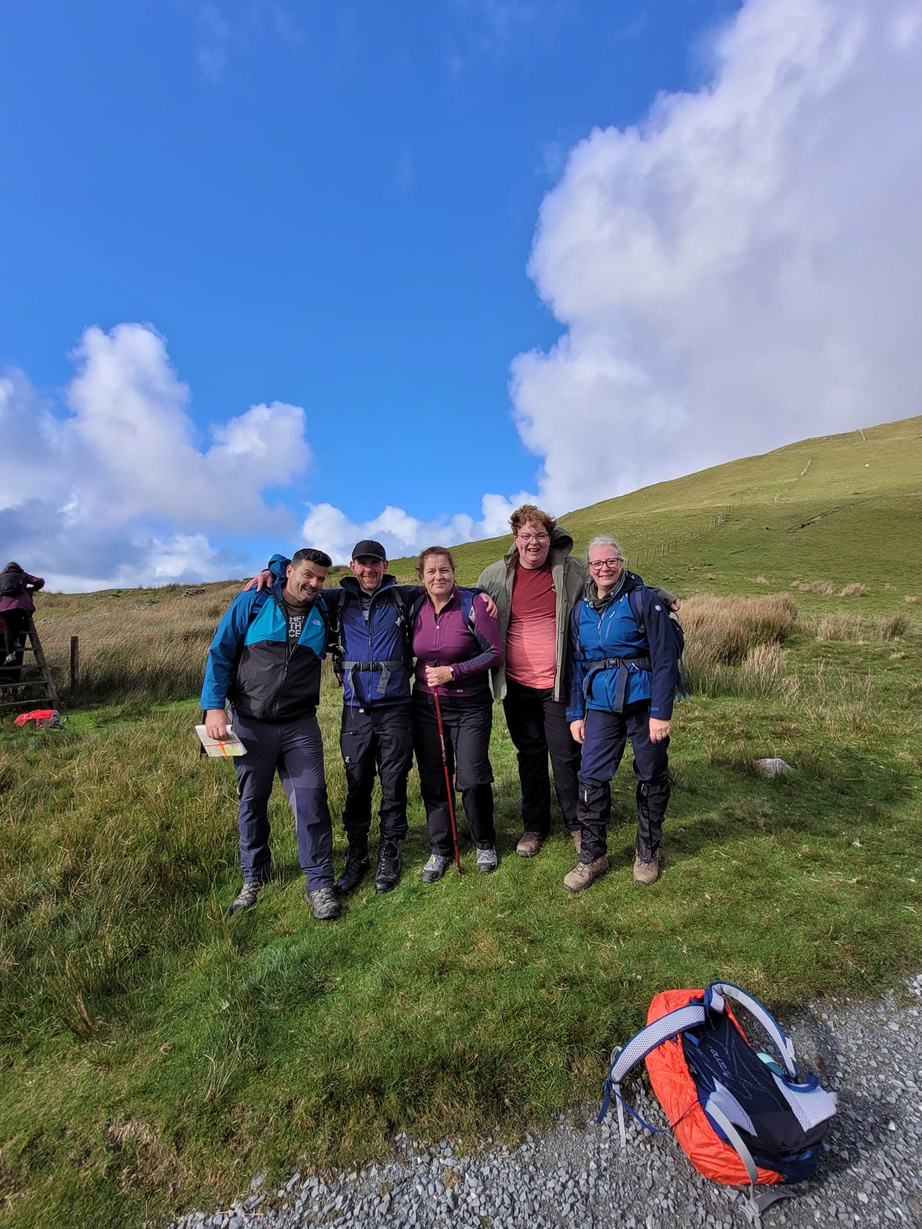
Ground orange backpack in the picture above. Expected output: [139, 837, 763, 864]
[598, 982, 837, 1219]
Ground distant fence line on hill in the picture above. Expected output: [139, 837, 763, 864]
[624, 496, 762, 572]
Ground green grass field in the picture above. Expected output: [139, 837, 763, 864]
[1, 416, 920, 1228]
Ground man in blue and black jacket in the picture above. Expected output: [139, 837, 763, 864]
[201, 547, 340, 920]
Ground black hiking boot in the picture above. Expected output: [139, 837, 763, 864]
[335, 845, 370, 895]
[374, 840, 402, 893]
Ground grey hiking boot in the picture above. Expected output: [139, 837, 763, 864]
[563, 855, 609, 893]
[633, 853, 660, 886]
[476, 847, 498, 874]
[229, 881, 262, 913]
[306, 887, 341, 920]
[421, 853, 450, 883]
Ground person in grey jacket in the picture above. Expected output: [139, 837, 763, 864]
[476, 506, 589, 858]
[477, 505, 677, 861]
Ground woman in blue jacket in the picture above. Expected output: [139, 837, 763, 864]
[565, 536, 678, 892]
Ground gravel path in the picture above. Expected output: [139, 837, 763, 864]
[167, 975, 922, 1229]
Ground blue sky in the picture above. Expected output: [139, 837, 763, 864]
[2, 0, 920, 588]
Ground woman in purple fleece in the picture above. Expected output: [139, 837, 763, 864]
[411, 547, 504, 882]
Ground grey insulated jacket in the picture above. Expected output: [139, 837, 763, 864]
[476, 525, 586, 703]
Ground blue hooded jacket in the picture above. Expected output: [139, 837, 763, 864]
[201, 580, 329, 721]
[567, 570, 678, 722]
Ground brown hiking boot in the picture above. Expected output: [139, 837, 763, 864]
[516, 831, 545, 858]
[563, 855, 609, 893]
[633, 854, 660, 886]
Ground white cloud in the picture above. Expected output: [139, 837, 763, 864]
[509, 0, 922, 509]
[299, 490, 537, 565]
[0, 324, 310, 588]
[295, 0, 922, 553]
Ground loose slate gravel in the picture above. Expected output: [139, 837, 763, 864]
[167, 975, 922, 1229]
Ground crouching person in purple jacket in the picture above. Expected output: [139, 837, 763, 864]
[411, 547, 504, 882]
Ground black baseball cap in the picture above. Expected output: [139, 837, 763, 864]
[351, 539, 387, 562]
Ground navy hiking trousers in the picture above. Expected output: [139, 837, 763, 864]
[232, 710, 334, 890]
[576, 705, 670, 864]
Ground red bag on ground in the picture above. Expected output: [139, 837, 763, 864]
[13, 709, 61, 728]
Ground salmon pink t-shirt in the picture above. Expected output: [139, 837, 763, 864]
[505, 560, 557, 689]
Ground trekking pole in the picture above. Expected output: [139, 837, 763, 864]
[432, 687, 462, 874]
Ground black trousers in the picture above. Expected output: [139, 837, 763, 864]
[502, 678, 581, 836]
[2, 610, 28, 659]
[339, 703, 413, 845]
[577, 705, 671, 863]
[412, 692, 495, 856]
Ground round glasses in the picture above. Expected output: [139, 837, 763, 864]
[516, 532, 549, 543]
[588, 558, 623, 571]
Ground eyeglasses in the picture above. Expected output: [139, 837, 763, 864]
[588, 558, 623, 571]
[516, 532, 549, 543]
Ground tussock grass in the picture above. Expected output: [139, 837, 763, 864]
[804, 610, 911, 642]
[906, 595, 920, 605]
[680, 593, 797, 695]
[791, 579, 836, 594]
[839, 582, 867, 597]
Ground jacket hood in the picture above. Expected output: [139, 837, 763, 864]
[503, 522, 574, 569]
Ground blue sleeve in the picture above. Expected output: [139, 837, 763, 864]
[641, 589, 679, 721]
[394, 584, 425, 602]
[200, 591, 259, 710]
[566, 602, 587, 721]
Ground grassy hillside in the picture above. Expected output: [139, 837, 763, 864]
[1, 416, 920, 1228]
[390, 414, 922, 607]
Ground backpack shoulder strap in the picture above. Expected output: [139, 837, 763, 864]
[460, 588, 477, 630]
[628, 585, 647, 634]
[706, 982, 798, 1076]
[406, 592, 426, 630]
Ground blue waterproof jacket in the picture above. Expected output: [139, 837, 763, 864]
[200, 580, 328, 721]
[331, 575, 427, 707]
[566, 571, 678, 722]
[266, 555, 422, 708]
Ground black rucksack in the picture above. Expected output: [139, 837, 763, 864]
[0, 571, 25, 598]
[628, 586, 689, 700]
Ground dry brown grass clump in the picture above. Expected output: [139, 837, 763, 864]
[791, 579, 836, 594]
[803, 610, 911, 642]
[811, 612, 864, 641]
[681, 593, 797, 695]
[839, 583, 867, 597]
[906, 595, 920, 605]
